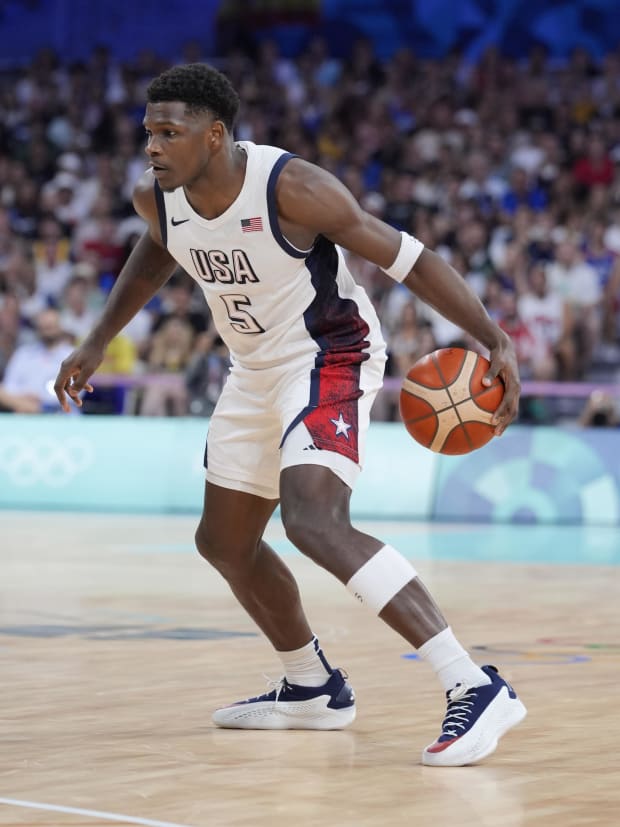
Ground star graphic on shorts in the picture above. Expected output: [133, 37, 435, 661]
[330, 412, 352, 439]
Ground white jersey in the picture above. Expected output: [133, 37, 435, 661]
[517, 291, 565, 346]
[154, 141, 385, 369]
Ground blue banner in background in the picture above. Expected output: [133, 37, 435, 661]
[351, 422, 437, 519]
[0, 0, 221, 65]
[2, 1, 620, 66]
[1, 416, 619, 525]
[0, 415, 206, 513]
[321, 0, 620, 61]
[434, 427, 620, 525]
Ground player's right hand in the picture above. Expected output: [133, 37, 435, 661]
[485, 334, 520, 436]
[54, 343, 103, 412]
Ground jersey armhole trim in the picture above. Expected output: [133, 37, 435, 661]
[267, 153, 311, 259]
[154, 179, 168, 247]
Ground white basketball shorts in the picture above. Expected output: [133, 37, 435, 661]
[205, 347, 386, 499]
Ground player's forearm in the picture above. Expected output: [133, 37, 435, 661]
[85, 232, 177, 348]
[404, 248, 508, 351]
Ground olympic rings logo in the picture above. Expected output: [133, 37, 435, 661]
[0, 435, 95, 487]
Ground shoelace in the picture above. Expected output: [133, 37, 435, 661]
[262, 674, 288, 703]
[260, 668, 344, 704]
[440, 683, 476, 738]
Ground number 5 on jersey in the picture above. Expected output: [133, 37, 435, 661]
[220, 294, 265, 335]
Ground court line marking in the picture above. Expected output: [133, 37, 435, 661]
[0, 797, 198, 827]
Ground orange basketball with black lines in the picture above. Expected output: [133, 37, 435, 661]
[399, 348, 504, 455]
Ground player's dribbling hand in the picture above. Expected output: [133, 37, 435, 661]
[483, 335, 520, 436]
[54, 343, 103, 412]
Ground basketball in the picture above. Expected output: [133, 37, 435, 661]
[399, 347, 504, 455]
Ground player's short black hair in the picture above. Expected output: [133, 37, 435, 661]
[146, 63, 240, 131]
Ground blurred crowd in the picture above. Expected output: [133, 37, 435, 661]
[1, 38, 620, 422]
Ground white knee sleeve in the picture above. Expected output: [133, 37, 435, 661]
[346, 545, 417, 614]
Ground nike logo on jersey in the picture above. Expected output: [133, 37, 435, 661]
[171, 217, 190, 226]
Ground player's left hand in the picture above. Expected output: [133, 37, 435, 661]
[54, 342, 101, 412]
[483, 335, 520, 436]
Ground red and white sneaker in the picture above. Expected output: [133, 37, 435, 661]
[422, 665, 527, 767]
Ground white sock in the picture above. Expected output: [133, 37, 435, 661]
[417, 627, 491, 691]
[277, 636, 332, 687]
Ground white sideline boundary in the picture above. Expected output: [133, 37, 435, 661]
[0, 797, 198, 827]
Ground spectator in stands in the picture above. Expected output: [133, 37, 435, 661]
[456, 219, 495, 298]
[545, 238, 602, 376]
[9, 177, 42, 237]
[186, 331, 231, 418]
[458, 150, 506, 213]
[582, 218, 617, 292]
[573, 134, 614, 191]
[59, 274, 100, 342]
[497, 289, 541, 379]
[84, 330, 138, 415]
[2, 38, 620, 420]
[0, 308, 74, 413]
[387, 301, 437, 382]
[518, 263, 575, 381]
[0, 207, 17, 270]
[139, 317, 195, 416]
[603, 259, 620, 346]
[150, 274, 209, 337]
[31, 215, 73, 303]
[578, 390, 619, 427]
[1, 250, 48, 327]
[72, 192, 126, 279]
[501, 167, 548, 215]
[0, 291, 20, 378]
[40, 171, 83, 230]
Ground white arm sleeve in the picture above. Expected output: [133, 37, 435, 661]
[381, 231, 425, 282]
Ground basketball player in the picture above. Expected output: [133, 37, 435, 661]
[54, 64, 526, 766]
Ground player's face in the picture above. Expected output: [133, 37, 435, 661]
[143, 102, 215, 191]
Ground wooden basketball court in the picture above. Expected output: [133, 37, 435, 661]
[2, 510, 619, 826]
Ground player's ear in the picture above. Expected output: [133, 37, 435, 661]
[207, 120, 225, 150]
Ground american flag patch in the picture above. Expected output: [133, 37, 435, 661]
[241, 217, 263, 233]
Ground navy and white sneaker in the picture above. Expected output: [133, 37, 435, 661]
[212, 669, 356, 730]
[422, 665, 527, 766]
